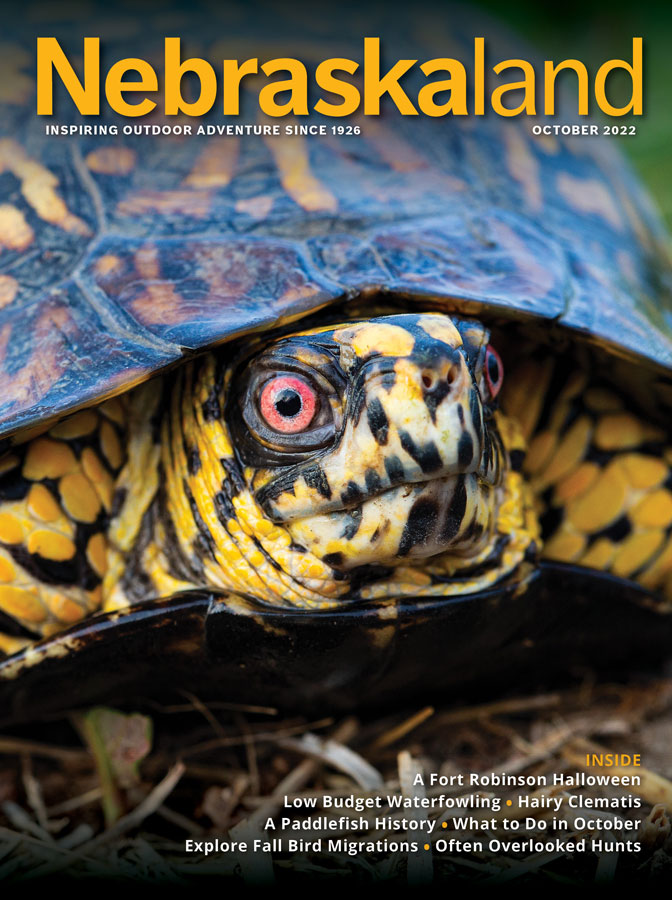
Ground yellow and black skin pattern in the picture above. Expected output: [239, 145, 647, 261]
[0, 311, 671, 655]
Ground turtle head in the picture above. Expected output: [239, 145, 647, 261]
[233, 313, 508, 573]
[110, 310, 534, 613]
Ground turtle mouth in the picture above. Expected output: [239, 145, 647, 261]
[284, 470, 498, 570]
[257, 445, 500, 524]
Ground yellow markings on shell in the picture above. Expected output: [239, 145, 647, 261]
[0, 203, 33, 250]
[81, 447, 115, 511]
[130, 279, 190, 329]
[584, 387, 622, 412]
[23, 438, 77, 480]
[27, 530, 76, 561]
[0, 274, 18, 308]
[504, 127, 542, 212]
[0, 555, 15, 582]
[491, 219, 556, 299]
[612, 531, 665, 579]
[59, 472, 101, 523]
[534, 133, 560, 154]
[100, 420, 124, 470]
[553, 461, 599, 504]
[556, 172, 623, 230]
[0, 586, 45, 624]
[277, 284, 321, 307]
[418, 315, 462, 348]
[86, 533, 108, 577]
[533, 416, 591, 489]
[184, 137, 238, 187]
[94, 254, 124, 278]
[85, 146, 137, 175]
[567, 460, 628, 532]
[49, 410, 99, 440]
[333, 321, 415, 359]
[543, 531, 586, 562]
[118, 189, 212, 219]
[580, 538, 617, 570]
[265, 132, 337, 213]
[619, 454, 667, 490]
[235, 195, 274, 219]
[594, 412, 664, 451]
[631, 490, 672, 529]
[0, 512, 23, 544]
[364, 118, 428, 172]
[0, 454, 19, 476]
[0, 139, 91, 236]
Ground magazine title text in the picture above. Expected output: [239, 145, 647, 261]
[36, 36, 643, 119]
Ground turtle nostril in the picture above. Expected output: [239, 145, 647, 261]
[422, 365, 459, 392]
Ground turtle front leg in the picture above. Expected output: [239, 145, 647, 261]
[0, 400, 125, 652]
[504, 356, 672, 609]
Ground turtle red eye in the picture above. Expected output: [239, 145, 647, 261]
[485, 345, 503, 398]
[259, 375, 318, 433]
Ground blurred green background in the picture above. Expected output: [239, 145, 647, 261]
[477, 0, 672, 229]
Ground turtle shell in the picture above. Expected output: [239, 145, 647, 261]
[1, 5, 672, 719]
[0, 9, 671, 445]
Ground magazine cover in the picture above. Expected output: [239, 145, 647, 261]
[0, 0, 670, 885]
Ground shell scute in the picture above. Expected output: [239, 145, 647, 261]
[0, 282, 179, 440]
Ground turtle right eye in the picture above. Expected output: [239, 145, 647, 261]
[259, 375, 318, 434]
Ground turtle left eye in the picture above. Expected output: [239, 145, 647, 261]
[259, 375, 318, 433]
[484, 345, 503, 398]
